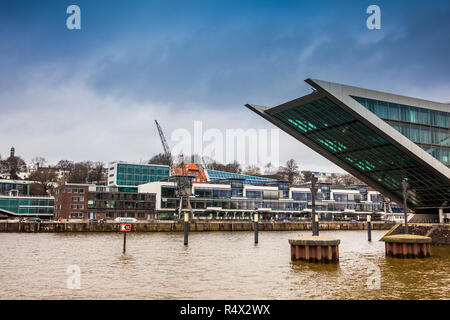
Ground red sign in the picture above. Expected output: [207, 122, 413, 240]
[120, 224, 131, 232]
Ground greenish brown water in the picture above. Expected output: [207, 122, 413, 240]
[0, 231, 448, 299]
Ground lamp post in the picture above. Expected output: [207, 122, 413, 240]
[310, 176, 319, 236]
[402, 179, 409, 234]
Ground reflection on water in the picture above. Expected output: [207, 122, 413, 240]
[0, 231, 448, 299]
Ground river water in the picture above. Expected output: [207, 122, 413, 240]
[0, 231, 448, 300]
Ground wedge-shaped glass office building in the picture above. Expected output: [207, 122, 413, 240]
[247, 79, 450, 214]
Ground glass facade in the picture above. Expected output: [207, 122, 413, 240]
[270, 96, 450, 208]
[0, 180, 30, 196]
[117, 187, 138, 193]
[246, 190, 263, 199]
[161, 189, 384, 213]
[352, 96, 450, 166]
[87, 192, 155, 210]
[114, 163, 170, 186]
[206, 170, 275, 184]
[195, 188, 231, 199]
[161, 186, 176, 198]
[0, 196, 54, 215]
[156, 183, 388, 214]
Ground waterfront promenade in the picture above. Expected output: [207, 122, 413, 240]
[0, 220, 394, 233]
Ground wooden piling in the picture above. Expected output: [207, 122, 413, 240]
[123, 232, 127, 253]
[254, 213, 259, 244]
[184, 212, 189, 246]
[288, 236, 340, 264]
[381, 234, 431, 259]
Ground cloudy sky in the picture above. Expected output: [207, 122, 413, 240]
[1, 0, 450, 172]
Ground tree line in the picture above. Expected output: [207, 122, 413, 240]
[0, 152, 107, 196]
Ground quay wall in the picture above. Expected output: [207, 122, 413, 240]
[382, 223, 450, 245]
[0, 221, 395, 233]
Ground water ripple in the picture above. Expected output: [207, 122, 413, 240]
[0, 231, 448, 299]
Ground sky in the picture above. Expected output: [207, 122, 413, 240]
[1, 0, 450, 172]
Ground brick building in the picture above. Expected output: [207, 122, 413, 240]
[54, 184, 156, 220]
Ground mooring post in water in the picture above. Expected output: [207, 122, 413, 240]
[119, 223, 131, 253]
[367, 214, 372, 242]
[289, 237, 340, 263]
[123, 232, 127, 253]
[315, 214, 319, 236]
[310, 176, 319, 236]
[184, 212, 189, 246]
[254, 212, 259, 244]
[402, 179, 409, 234]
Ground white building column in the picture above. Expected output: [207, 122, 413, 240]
[439, 208, 444, 224]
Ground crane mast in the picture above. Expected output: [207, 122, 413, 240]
[154, 120, 173, 167]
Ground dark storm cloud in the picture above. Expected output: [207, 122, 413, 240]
[82, 0, 450, 109]
[1, 0, 449, 167]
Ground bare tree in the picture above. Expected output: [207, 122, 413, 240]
[28, 167, 58, 195]
[0, 154, 27, 179]
[203, 160, 240, 173]
[29, 183, 47, 196]
[301, 170, 313, 183]
[149, 153, 173, 166]
[31, 157, 47, 169]
[279, 159, 300, 185]
[55, 160, 74, 181]
[174, 154, 187, 168]
[244, 165, 261, 176]
[224, 160, 242, 174]
[56, 160, 74, 172]
[264, 162, 276, 175]
[201, 156, 215, 169]
[67, 162, 92, 183]
[205, 160, 225, 171]
[88, 162, 106, 184]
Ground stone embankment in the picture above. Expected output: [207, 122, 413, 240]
[381, 223, 450, 245]
[0, 220, 395, 233]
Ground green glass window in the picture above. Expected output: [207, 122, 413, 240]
[271, 96, 450, 208]
[353, 96, 449, 165]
